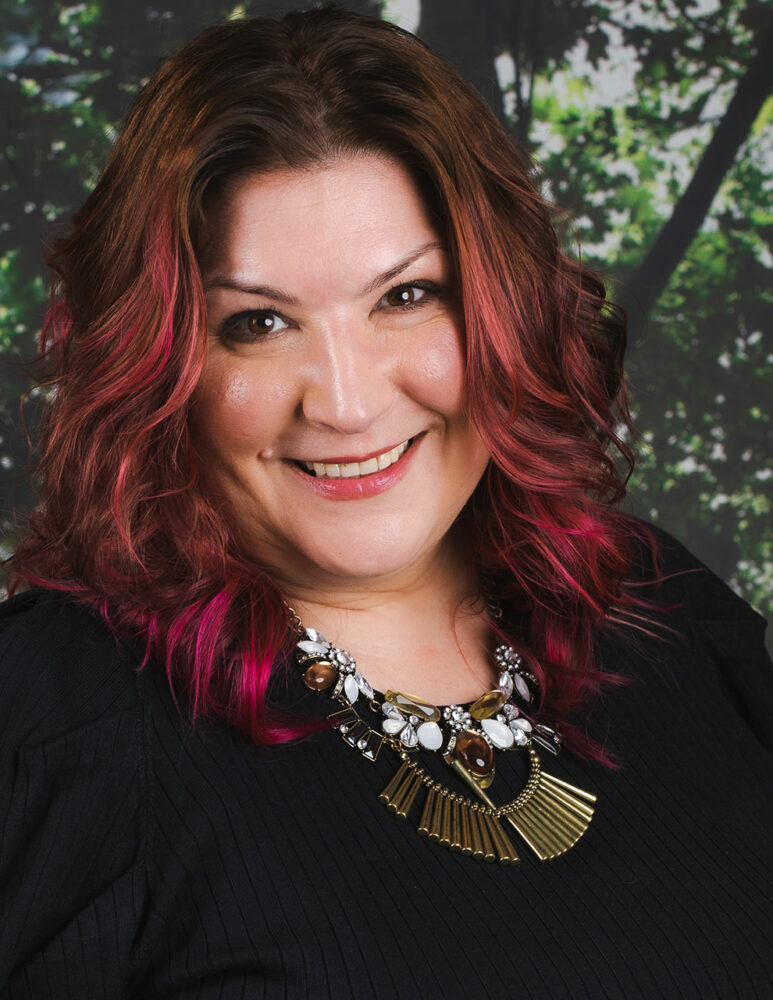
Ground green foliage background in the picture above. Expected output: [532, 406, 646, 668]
[1, 0, 771, 620]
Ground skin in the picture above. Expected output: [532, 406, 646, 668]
[192, 154, 495, 701]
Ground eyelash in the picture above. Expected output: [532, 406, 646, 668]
[217, 280, 443, 344]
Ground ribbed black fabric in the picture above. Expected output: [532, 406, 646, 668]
[1, 528, 771, 999]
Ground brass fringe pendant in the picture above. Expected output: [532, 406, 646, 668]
[377, 747, 596, 864]
[503, 769, 597, 861]
[321, 660, 597, 864]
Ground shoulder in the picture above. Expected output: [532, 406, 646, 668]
[623, 521, 772, 751]
[627, 521, 764, 625]
[0, 587, 140, 749]
[0, 589, 150, 985]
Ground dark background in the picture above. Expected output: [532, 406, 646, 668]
[1, 0, 771, 628]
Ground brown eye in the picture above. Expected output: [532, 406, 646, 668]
[386, 286, 419, 307]
[380, 283, 436, 310]
[247, 313, 279, 335]
[219, 309, 290, 344]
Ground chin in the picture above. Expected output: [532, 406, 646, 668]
[290, 524, 444, 586]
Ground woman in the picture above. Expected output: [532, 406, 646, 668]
[1, 8, 770, 998]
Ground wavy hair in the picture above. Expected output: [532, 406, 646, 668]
[10, 9, 654, 759]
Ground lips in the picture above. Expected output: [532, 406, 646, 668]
[296, 437, 414, 479]
[289, 433, 421, 501]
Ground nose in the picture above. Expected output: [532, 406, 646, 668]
[300, 324, 394, 434]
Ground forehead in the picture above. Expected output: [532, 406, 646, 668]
[200, 155, 444, 301]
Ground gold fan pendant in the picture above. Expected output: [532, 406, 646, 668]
[377, 748, 596, 864]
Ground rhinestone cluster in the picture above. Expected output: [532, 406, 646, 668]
[443, 705, 472, 732]
[293, 627, 559, 774]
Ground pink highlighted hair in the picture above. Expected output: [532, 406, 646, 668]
[10, 10, 656, 760]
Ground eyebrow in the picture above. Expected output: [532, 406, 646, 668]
[204, 240, 444, 304]
[359, 240, 444, 296]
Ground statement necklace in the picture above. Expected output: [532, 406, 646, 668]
[289, 610, 597, 865]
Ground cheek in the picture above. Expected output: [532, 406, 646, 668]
[190, 359, 296, 454]
[404, 321, 490, 478]
[404, 324, 466, 412]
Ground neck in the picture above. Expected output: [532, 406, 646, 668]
[283, 536, 498, 704]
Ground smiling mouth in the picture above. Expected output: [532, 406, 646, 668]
[296, 437, 415, 479]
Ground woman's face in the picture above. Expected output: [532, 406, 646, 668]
[192, 154, 490, 591]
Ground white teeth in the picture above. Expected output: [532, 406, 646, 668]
[301, 439, 411, 478]
[359, 457, 379, 475]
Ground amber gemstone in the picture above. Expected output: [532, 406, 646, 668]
[469, 690, 506, 720]
[384, 690, 441, 722]
[454, 731, 494, 775]
[303, 661, 337, 691]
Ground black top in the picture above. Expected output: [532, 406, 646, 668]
[1, 528, 771, 999]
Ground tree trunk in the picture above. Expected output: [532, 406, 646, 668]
[417, 0, 506, 125]
[620, 15, 773, 343]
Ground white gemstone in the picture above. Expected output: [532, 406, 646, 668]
[297, 639, 329, 656]
[481, 717, 515, 749]
[305, 628, 327, 643]
[382, 702, 402, 719]
[502, 703, 518, 720]
[511, 717, 532, 732]
[512, 727, 529, 745]
[382, 717, 404, 735]
[343, 675, 360, 703]
[416, 721, 443, 750]
[400, 723, 418, 748]
[514, 675, 531, 702]
[355, 673, 374, 699]
[498, 672, 514, 698]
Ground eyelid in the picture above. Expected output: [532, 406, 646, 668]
[376, 280, 441, 309]
[218, 307, 292, 343]
[215, 279, 443, 342]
